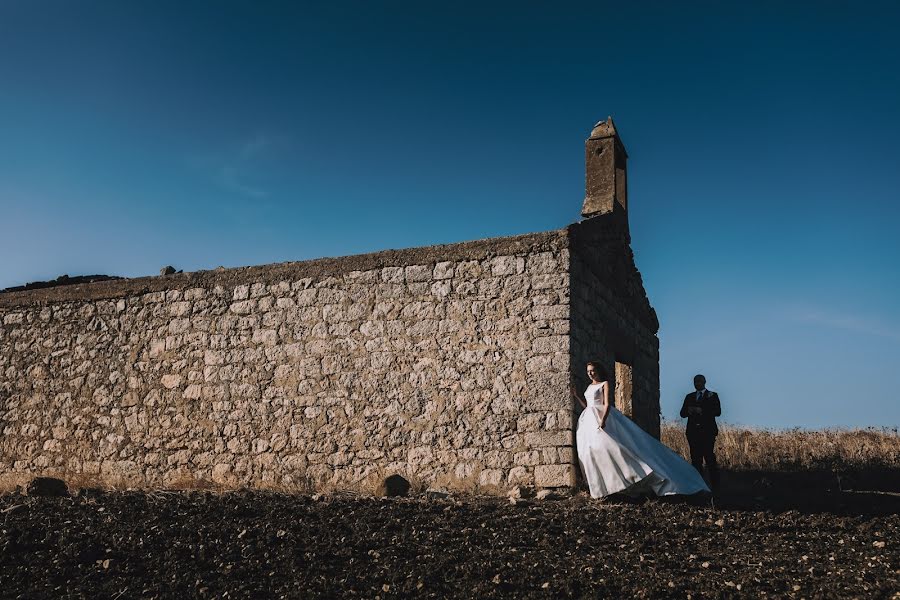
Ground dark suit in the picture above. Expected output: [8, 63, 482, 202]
[680, 389, 721, 488]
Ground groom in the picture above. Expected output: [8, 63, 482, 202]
[680, 374, 721, 490]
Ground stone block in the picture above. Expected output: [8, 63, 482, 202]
[527, 252, 559, 274]
[251, 329, 277, 346]
[233, 284, 250, 300]
[3, 312, 24, 325]
[230, 300, 256, 315]
[516, 414, 542, 432]
[346, 270, 377, 282]
[291, 278, 314, 290]
[317, 289, 347, 304]
[211, 463, 232, 482]
[532, 304, 568, 321]
[433, 261, 455, 279]
[161, 374, 182, 389]
[276, 297, 296, 309]
[479, 469, 503, 487]
[532, 335, 568, 354]
[477, 278, 502, 298]
[296, 289, 318, 306]
[168, 318, 191, 335]
[524, 431, 571, 447]
[381, 267, 404, 283]
[507, 466, 532, 486]
[525, 355, 552, 374]
[184, 287, 207, 301]
[513, 450, 541, 466]
[430, 280, 452, 298]
[147, 340, 165, 359]
[404, 265, 431, 282]
[534, 464, 575, 488]
[169, 301, 193, 317]
[531, 273, 567, 290]
[490, 256, 523, 276]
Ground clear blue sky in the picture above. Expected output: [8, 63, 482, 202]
[2, 1, 899, 428]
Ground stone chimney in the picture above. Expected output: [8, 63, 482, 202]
[581, 117, 628, 221]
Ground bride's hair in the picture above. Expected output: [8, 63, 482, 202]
[586, 361, 608, 381]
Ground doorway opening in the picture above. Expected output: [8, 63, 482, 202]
[615, 361, 634, 419]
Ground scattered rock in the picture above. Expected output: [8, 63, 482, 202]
[160, 266, 177, 276]
[506, 486, 534, 500]
[26, 477, 69, 497]
[536, 489, 554, 500]
[379, 474, 410, 497]
[423, 488, 450, 499]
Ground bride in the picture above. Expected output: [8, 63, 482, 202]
[571, 361, 709, 498]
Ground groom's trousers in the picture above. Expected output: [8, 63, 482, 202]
[687, 432, 719, 489]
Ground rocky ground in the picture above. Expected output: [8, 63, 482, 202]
[1, 471, 897, 599]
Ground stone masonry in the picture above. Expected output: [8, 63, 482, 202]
[0, 118, 658, 493]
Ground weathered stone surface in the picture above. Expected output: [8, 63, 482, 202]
[534, 464, 576, 488]
[0, 239, 575, 494]
[568, 212, 660, 437]
[0, 120, 661, 497]
[161, 375, 182, 389]
[582, 117, 628, 219]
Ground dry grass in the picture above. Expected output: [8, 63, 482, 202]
[661, 420, 900, 471]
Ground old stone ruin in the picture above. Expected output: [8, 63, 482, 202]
[0, 117, 659, 495]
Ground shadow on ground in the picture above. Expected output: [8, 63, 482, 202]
[703, 466, 900, 516]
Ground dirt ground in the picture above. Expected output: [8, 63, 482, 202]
[1, 469, 897, 599]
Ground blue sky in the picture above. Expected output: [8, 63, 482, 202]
[2, 1, 899, 428]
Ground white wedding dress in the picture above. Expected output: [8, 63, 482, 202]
[576, 382, 709, 498]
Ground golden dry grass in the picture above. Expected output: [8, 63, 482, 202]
[660, 420, 900, 471]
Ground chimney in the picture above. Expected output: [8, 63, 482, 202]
[581, 117, 628, 222]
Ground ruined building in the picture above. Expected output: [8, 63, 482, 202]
[0, 118, 659, 492]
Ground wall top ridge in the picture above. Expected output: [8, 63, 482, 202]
[0, 227, 570, 308]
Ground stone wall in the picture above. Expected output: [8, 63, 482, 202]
[568, 215, 660, 437]
[0, 231, 579, 492]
